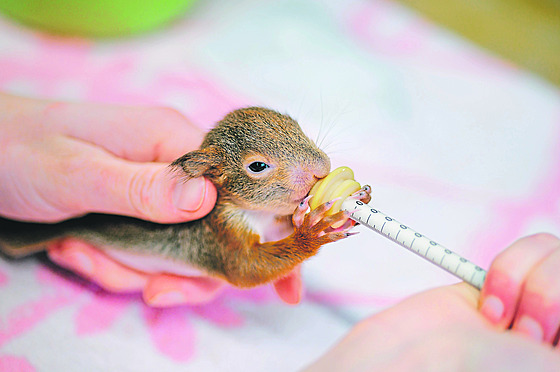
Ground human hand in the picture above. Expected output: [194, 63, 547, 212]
[0, 93, 303, 306]
[480, 233, 560, 343]
[46, 238, 303, 306]
[304, 234, 560, 371]
[0, 92, 216, 223]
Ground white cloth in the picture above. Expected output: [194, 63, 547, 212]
[1, 0, 559, 370]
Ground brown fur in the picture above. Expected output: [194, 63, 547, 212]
[0, 107, 344, 287]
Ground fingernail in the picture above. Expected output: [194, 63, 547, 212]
[173, 177, 206, 212]
[516, 316, 543, 342]
[147, 290, 188, 307]
[480, 295, 504, 323]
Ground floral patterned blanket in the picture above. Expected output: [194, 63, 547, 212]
[1, 0, 559, 370]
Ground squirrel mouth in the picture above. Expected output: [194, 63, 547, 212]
[290, 178, 319, 205]
[292, 188, 313, 205]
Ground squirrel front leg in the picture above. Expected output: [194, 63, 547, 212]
[221, 199, 353, 288]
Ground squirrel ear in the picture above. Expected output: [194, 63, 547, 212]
[170, 146, 224, 180]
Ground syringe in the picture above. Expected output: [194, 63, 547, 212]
[341, 198, 487, 290]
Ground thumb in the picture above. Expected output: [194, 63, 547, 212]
[122, 163, 218, 223]
[68, 151, 218, 223]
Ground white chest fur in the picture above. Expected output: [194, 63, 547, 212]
[241, 209, 292, 243]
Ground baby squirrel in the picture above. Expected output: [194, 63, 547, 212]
[0, 107, 370, 287]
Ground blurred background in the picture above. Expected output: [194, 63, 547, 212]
[398, 0, 560, 87]
[0, 0, 559, 371]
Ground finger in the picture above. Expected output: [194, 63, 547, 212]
[99, 160, 217, 223]
[47, 238, 148, 292]
[303, 283, 483, 372]
[41, 138, 218, 223]
[44, 101, 204, 162]
[365, 283, 481, 337]
[479, 233, 560, 330]
[143, 273, 227, 307]
[273, 266, 303, 305]
[510, 247, 560, 344]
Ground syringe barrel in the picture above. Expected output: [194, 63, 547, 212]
[341, 199, 487, 290]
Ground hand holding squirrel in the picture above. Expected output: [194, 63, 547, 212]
[0, 97, 371, 306]
[0, 92, 217, 223]
[0, 93, 221, 306]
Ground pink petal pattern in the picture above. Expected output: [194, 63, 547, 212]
[74, 292, 134, 335]
[471, 122, 560, 266]
[0, 269, 8, 286]
[0, 0, 558, 370]
[142, 306, 196, 362]
[0, 355, 36, 372]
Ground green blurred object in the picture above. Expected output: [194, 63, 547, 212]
[0, 0, 199, 37]
[396, 0, 560, 86]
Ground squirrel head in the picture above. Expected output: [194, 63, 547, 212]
[172, 107, 331, 215]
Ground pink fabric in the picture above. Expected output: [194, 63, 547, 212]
[1, 0, 558, 370]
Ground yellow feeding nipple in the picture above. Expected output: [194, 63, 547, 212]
[309, 166, 362, 215]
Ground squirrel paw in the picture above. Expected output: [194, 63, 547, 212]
[292, 198, 355, 251]
[348, 184, 372, 204]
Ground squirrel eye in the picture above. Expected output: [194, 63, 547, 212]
[248, 161, 270, 173]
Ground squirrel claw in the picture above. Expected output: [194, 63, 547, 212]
[349, 185, 372, 204]
[293, 195, 312, 227]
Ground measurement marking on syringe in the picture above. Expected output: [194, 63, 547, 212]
[340, 199, 487, 290]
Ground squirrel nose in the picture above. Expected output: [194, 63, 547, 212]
[312, 157, 331, 180]
[289, 155, 331, 194]
[290, 158, 330, 191]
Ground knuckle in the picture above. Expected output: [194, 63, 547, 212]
[490, 251, 514, 272]
[529, 233, 560, 246]
[492, 233, 557, 271]
[492, 233, 560, 272]
[524, 267, 560, 304]
[150, 107, 190, 127]
[127, 167, 160, 220]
